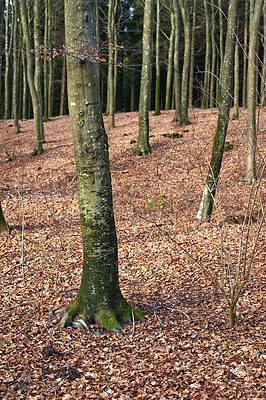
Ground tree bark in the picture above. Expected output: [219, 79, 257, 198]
[210, 0, 216, 108]
[135, 0, 154, 155]
[0, 202, 9, 233]
[165, 10, 174, 110]
[60, 55, 67, 115]
[197, 0, 238, 220]
[19, 0, 43, 155]
[201, 0, 210, 108]
[188, 0, 196, 108]
[0, 0, 4, 117]
[61, 0, 144, 329]
[12, 0, 21, 134]
[232, 18, 239, 120]
[242, 0, 248, 108]
[154, 0, 161, 116]
[179, 0, 191, 125]
[173, 0, 181, 121]
[245, 0, 263, 183]
[4, 0, 12, 119]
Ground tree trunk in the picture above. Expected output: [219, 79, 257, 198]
[130, 70, 135, 112]
[197, 0, 238, 220]
[0, 0, 4, 117]
[165, 10, 174, 110]
[61, 0, 144, 329]
[154, 0, 161, 116]
[34, 0, 44, 141]
[260, 0, 266, 106]
[242, 0, 248, 108]
[179, 0, 191, 125]
[107, 0, 115, 128]
[12, 0, 20, 134]
[21, 41, 28, 121]
[209, 0, 216, 108]
[201, 0, 210, 108]
[173, 0, 181, 121]
[0, 202, 9, 233]
[4, 0, 12, 119]
[188, 0, 196, 108]
[135, 0, 154, 155]
[60, 55, 67, 115]
[43, 0, 52, 122]
[245, 0, 263, 183]
[232, 18, 239, 120]
[19, 0, 43, 155]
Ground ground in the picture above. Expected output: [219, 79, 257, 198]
[0, 108, 265, 399]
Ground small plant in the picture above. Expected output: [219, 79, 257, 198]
[148, 199, 165, 208]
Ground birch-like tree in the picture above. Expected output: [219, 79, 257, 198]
[197, 0, 238, 220]
[135, 0, 154, 155]
[60, 0, 144, 329]
[154, 0, 161, 116]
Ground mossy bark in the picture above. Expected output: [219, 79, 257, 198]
[135, 0, 154, 156]
[0, 202, 9, 233]
[197, 0, 238, 220]
[63, 0, 145, 329]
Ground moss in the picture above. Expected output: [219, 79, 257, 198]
[134, 146, 151, 156]
[224, 141, 234, 151]
[95, 309, 120, 329]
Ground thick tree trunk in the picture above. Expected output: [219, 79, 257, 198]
[0, 202, 9, 233]
[197, 0, 238, 220]
[165, 11, 174, 110]
[154, 0, 161, 116]
[61, 0, 144, 329]
[179, 0, 191, 125]
[245, 0, 263, 183]
[135, 0, 154, 155]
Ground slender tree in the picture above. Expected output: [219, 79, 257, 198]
[245, 0, 263, 183]
[173, 0, 181, 121]
[179, 0, 191, 125]
[0, 202, 9, 233]
[197, 0, 238, 219]
[232, 18, 239, 120]
[209, 0, 216, 108]
[242, 0, 248, 107]
[188, 0, 196, 108]
[154, 0, 161, 115]
[4, 0, 12, 119]
[165, 9, 174, 110]
[201, 0, 211, 108]
[135, 0, 154, 155]
[43, 0, 52, 122]
[0, 0, 4, 117]
[61, 0, 145, 329]
[20, 0, 43, 155]
[12, 0, 21, 134]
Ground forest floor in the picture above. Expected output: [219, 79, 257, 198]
[0, 108, 265, 399]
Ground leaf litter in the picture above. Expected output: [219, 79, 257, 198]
[0, 108, 265, 399]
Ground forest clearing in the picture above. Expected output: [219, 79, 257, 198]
[0, 108, 265, 399]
